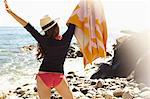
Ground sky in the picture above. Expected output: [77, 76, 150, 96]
[0, 0, 150, 32]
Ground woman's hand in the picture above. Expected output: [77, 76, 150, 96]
[3, 0, 28, 27]
[4, 0, 12, 13]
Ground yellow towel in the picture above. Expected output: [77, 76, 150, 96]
[67, 0, 108, 67]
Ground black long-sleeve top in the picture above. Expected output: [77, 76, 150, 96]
[24, 23, 75, 74]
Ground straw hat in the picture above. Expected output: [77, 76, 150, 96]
[40, 15, 59, 33]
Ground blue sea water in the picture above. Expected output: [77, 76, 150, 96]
[0, 27, 35, 61]
[0, 27, 40, 90]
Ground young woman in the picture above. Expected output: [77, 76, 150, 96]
[4, 0, 75, 99]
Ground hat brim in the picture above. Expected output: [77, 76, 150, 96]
[40, 18, 60, 34]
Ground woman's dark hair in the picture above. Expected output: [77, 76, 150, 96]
[36, 23, 59, 61]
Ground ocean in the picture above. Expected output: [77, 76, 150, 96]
[0, 27, 84, 91]
[0, 27, 39, 91]
[0, 27, 121, 91]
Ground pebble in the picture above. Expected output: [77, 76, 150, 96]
[113, 88, 124, 97]
[95, 80, 103, 88]
[104, 94, 113, 99]
[72, 87, 79, 92]
[80, 88, 89, 95]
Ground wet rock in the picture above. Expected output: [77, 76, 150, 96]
[90, 81, 97, 85]
[67, 71, 75, 75]
[73, 82, 79, 86]
[27, 89, 30, 91]
[90, 63, 114, 79]
[66, 75, 74, 79]
[76, 51, 83, 57]
[106, 52, 112, 57]
[23, 84, 29, 86]
[79, 76, 85, 79]
[16, 87, 21, 90]
[18, 90, 25, 95]
[80, 88, 88, 95]
[72, 87, 79, 92]
[34, 87, 37, 92]
[17, 90, 25, 97]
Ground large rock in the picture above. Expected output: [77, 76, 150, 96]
[90, 63, 114, 79]
[112, 33, 148, 77]
[91, 32, 150, 81]
[114, 32, 150, 86]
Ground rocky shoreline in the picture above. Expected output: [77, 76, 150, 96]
[0, 71, 150, 99]
[1, 32, 150, 99]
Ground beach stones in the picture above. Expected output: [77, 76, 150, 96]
[95, 80, 103, 88]
[66, 45, 83, 58]
[33, 87, 37, 92]
[90, 32, 150, 89]
[76, 51, 83, 57]
[72, 87, 79, 92]
[80, 88, 88, 95]
[67, 46, 77, 58]
[2, 71, 150, 99]
[113, 88, 124, 97]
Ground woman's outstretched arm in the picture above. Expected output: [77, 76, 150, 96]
[4, 0, 46, 44]
[4, 0, 28, 27]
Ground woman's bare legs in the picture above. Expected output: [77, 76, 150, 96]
[36, 76, 51, 99]
[55, 77, 74, 99]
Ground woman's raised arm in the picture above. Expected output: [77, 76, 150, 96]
[4, 0, 28, 27]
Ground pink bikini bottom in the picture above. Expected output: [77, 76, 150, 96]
[36, 72, 65, 88]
